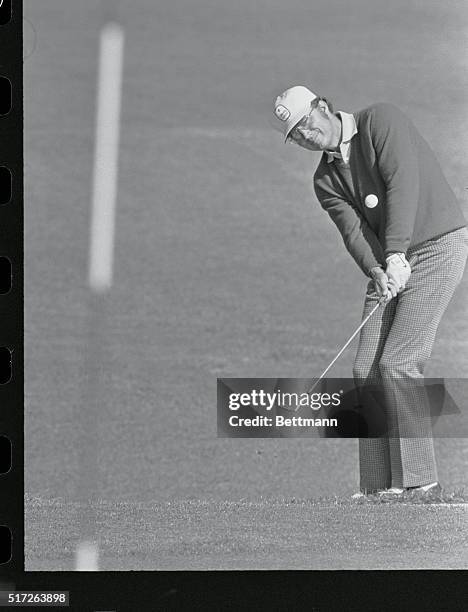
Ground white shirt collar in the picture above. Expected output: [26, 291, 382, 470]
[325, 111, 357, 164]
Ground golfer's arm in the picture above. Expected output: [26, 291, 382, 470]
[315, 190, 385, 276]
[370, 103, 419, 256]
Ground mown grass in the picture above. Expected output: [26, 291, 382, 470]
[25, 494, 468, 570]
[356, 487, 467, 505]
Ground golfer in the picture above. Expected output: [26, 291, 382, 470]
[272, 86, 468, 498]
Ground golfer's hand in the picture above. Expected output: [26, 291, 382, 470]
[385, 253, 411, 293]
[370, 266, 398, 303]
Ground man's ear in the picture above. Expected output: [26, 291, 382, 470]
[318, 100, 330, 115]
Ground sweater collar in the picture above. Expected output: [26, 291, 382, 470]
[325, 111, 358, 163]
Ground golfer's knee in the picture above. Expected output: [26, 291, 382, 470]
[353, 361, 366, 383]
[353, 358, 377, 383]
[379, 354, 411, 378]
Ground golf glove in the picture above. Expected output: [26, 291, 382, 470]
[385, 252, 411, 293]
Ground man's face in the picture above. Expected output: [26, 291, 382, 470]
[287, 101, 336, 151]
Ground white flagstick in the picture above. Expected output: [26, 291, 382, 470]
[75, 22, 124, 572]
[75, 540, 100, 573]
[88, 22, 124, 293]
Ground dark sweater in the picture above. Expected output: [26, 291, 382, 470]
[313, 103, 466, 276]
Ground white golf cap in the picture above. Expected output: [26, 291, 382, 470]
[272, 85, 317, 141]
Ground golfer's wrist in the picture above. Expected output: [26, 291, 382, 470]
[385, 252, 408, 267]
[369, 265, 385, 280]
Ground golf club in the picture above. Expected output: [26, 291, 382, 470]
[304, 254, 418, 397]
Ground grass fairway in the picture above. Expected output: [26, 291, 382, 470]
[25, 495, 468, 570]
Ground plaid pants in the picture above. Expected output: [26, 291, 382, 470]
[353, 227, 468, 491]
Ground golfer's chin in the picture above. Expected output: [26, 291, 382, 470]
[302, 135, 329, 152]
[302, 140, 326, 152]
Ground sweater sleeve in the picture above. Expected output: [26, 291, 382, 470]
[369, 103, 420, 255]
[314, 178, 385, 276]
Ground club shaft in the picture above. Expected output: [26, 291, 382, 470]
[307, 255, 417, 395]
[307, 300, 382, 394]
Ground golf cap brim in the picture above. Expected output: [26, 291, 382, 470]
[272, 85, 317, 141]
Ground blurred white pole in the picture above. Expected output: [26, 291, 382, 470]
[88, 22, 124, 293]
[75, 540, 99, 572]
[75, 22, 124, 573]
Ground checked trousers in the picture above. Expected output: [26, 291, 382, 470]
[353, 227, 468, 491]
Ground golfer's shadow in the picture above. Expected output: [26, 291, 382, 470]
[321, 384, 375, 438]
[322, 379, 463, 438]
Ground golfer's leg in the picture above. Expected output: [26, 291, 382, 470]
[379, 228, 468, 488]
[354, 281, 396, 492]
